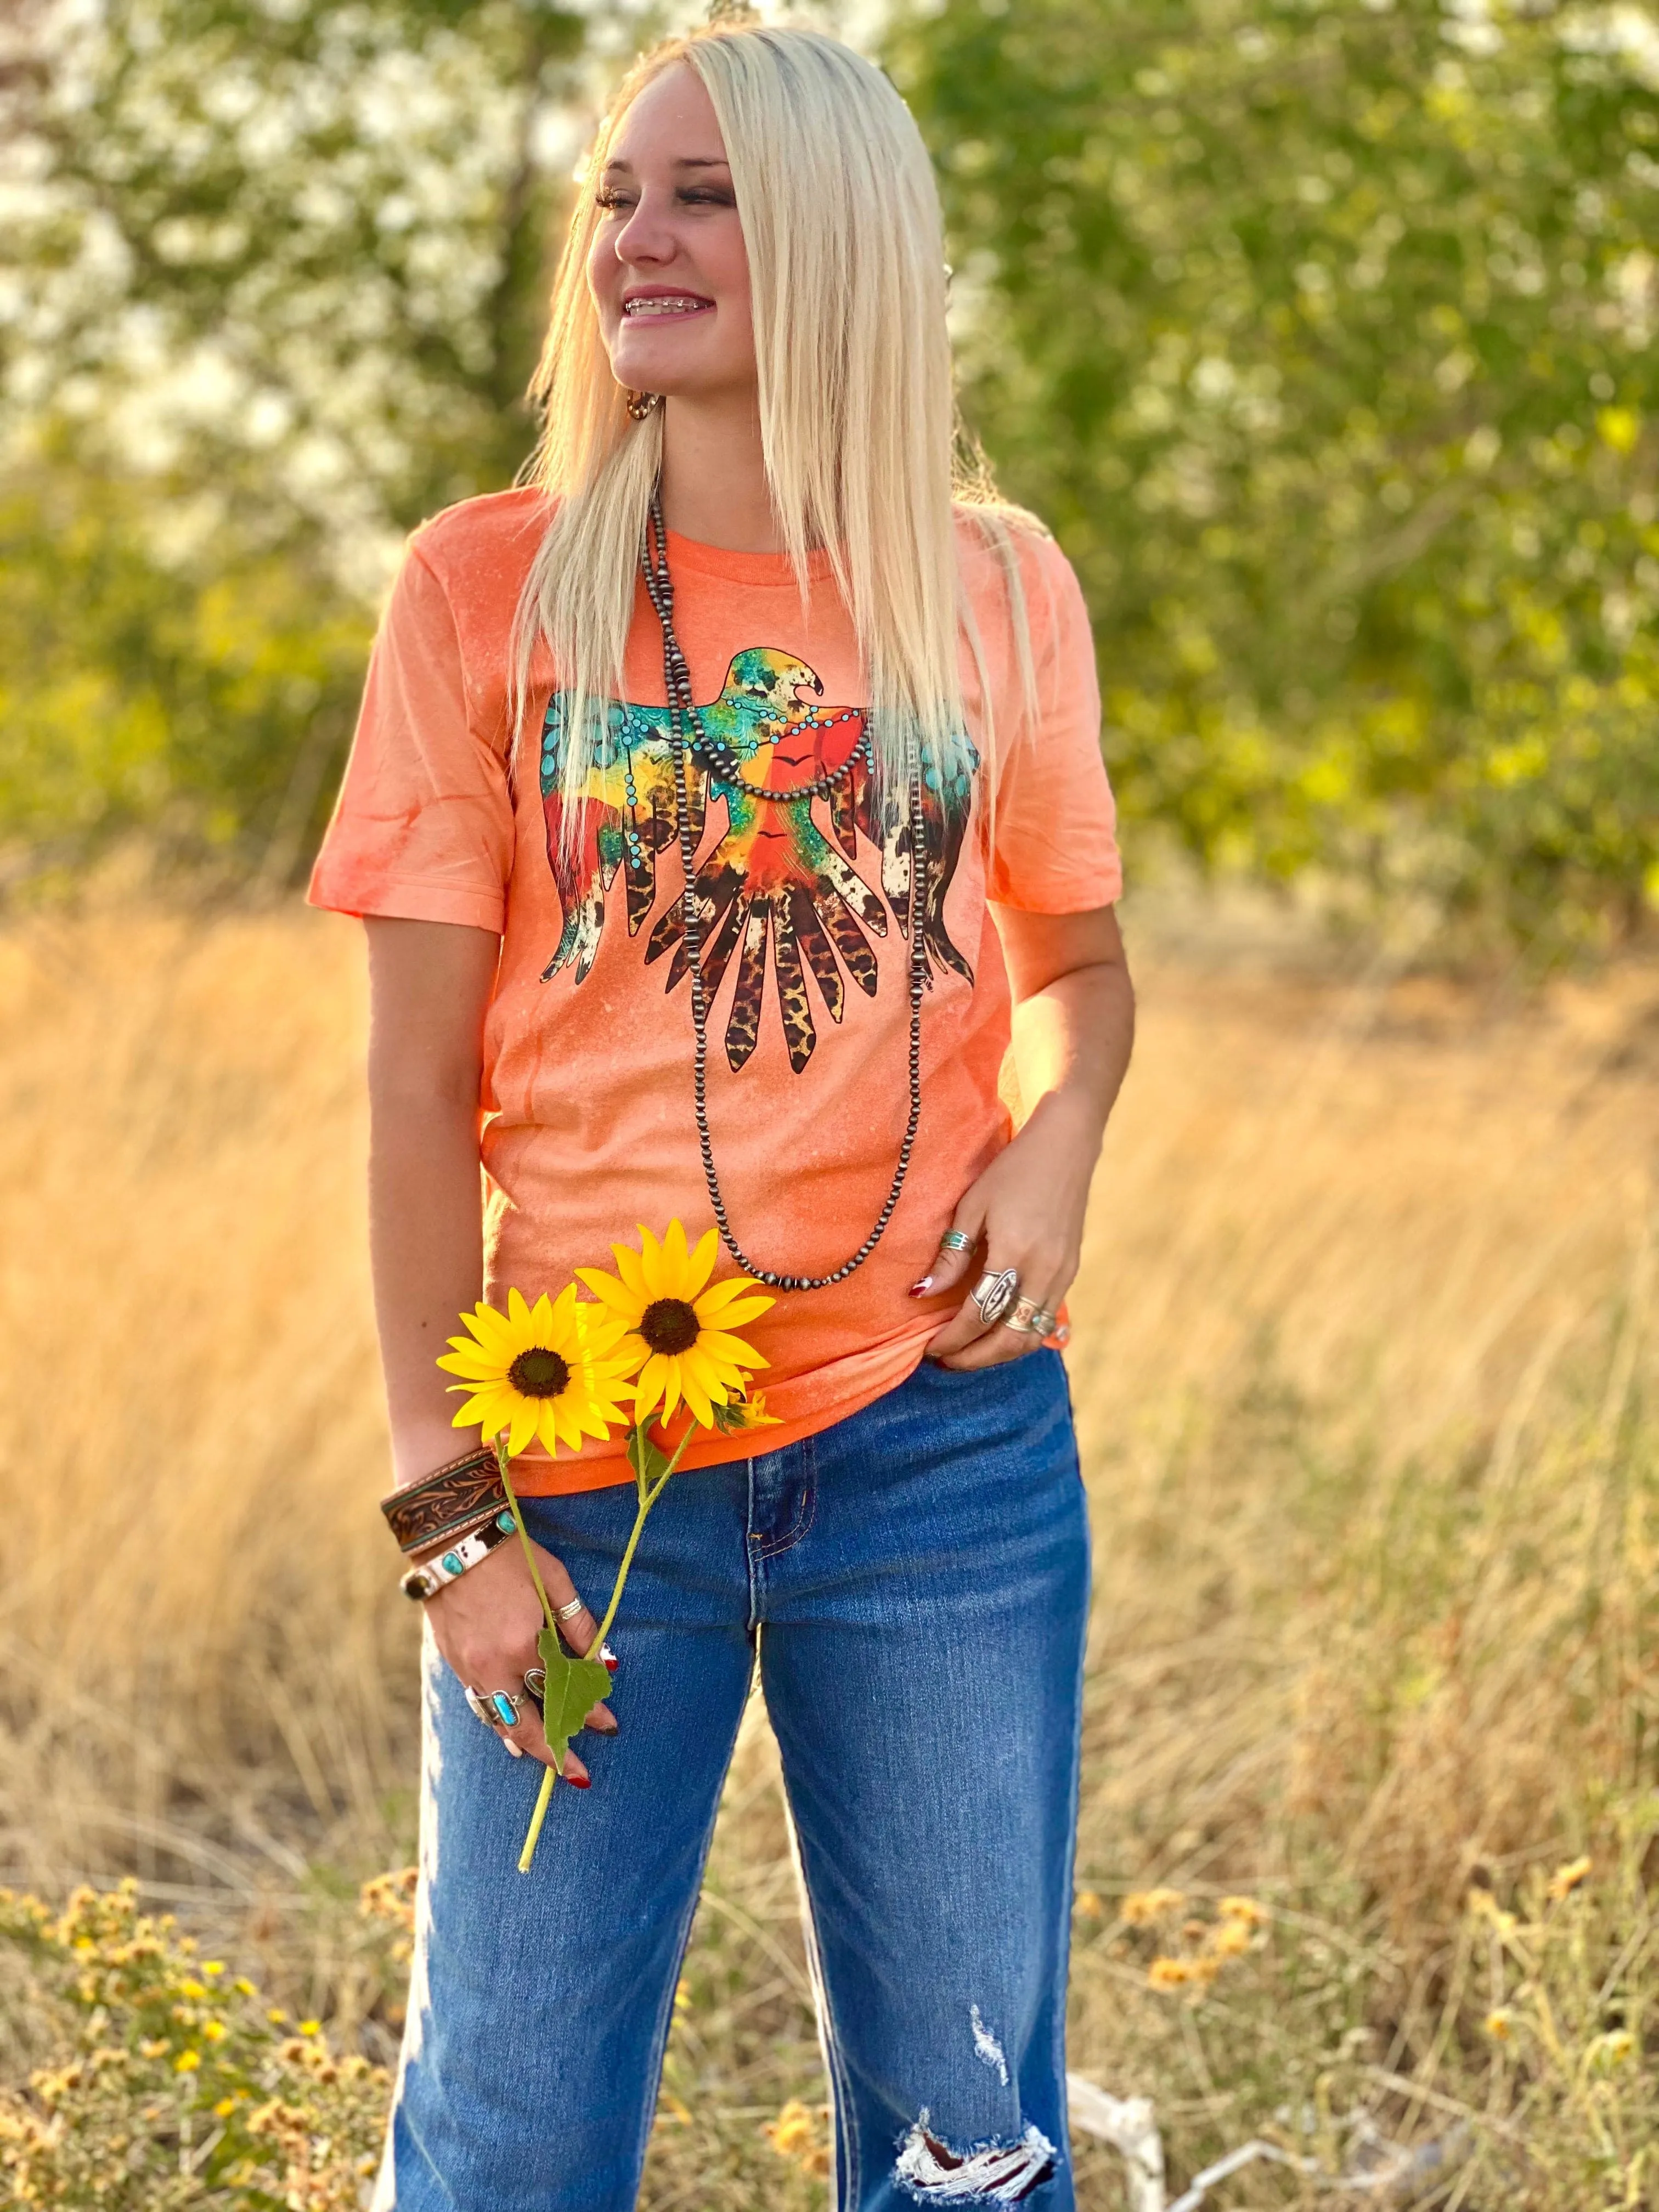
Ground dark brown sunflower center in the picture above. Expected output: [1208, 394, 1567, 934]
[639, 1297, 701, 1356]
[507, 1346, 572, 1398]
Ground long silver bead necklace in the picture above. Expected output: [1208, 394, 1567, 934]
[639, 491, 928, 1293]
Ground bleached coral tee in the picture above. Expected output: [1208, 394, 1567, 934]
[309, 490, 1121, 1493]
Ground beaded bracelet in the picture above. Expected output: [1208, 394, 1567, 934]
[399, 1509, 518, 1602]
[381, 1446, 505, 1556]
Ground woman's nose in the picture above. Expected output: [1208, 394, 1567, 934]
[612, 193, 675, 269]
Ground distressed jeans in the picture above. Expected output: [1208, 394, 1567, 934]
[378, 1348, 1090, 2211]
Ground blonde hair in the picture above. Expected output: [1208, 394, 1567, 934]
[510, 21, 1039, 814]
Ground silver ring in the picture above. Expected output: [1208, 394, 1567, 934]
[938, 1228, 973, 1255]
[1029, 1307, 1057, 1337]
[554, 1594, 586, 1622]
[1005, 1295, 1043, 1334]
[523, 1667, 545, 1701]
[970, 1268, 1020, 1328]
[466, 1685, 523, 1729]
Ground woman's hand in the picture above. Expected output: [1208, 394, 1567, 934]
[423, 1537, 615, 1779]
[919, 1092, 1098, 1369]
[919, 903, 1135, 1371]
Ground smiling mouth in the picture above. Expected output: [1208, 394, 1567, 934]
[623, 294, 713, 318]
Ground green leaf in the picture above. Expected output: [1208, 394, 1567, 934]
[535, 1626, 612, 1763]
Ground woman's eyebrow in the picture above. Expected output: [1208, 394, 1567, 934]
[601, 155, 731, 175]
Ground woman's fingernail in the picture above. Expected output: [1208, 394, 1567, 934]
[601, 1643, 618, 1672]
[909, 1277, 933, 1297]
[504, 1740, 523, 1759]
[567, 1771, 591, 1790]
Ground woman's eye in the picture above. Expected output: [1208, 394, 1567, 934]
[595, 190, 635, 213]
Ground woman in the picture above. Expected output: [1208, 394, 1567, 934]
[311, 21, 1133, 2211]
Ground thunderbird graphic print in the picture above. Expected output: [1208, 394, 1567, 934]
[538, 648, 975, 1075]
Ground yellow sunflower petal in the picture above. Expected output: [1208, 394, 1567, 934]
[694, 1278, 773, 1321]
[610, 1243, 649, 1300]
[507, 1398, 539, 1457]
[431, 1336, 504, 1371]
[460, 1303, 516, 1352]
[660, 1218, 691, 1290]
[645, 1224, 680, 1296]
[578, 1266, 643, 1321]
[693, 1297, 774, 1337]
[506, 1286, 531, 1330]
[685, 1226, 720, 1299]
[696, 1330, 770, 1369]
[681, 1372, 715, 1429]
[682, 1353, 739, 1403]
[635, 1354, 668, 1418]
[659, 1356, 683, 1422]
[450, 1390, 507, 1436]
[527, 1291, 556, 1343]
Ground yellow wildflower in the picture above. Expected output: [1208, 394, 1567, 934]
[763, 2098, 831, 2177]
[1484, 2008, 1513, 2041]
[1547, 1855, 1592, 1901]
[1210, 1918, 1254, 1957]
[1073, 1892, 1104, 1918]
[1217, 1895, 1270, 1927]
[1147, 1956, 1192, 1988]
[1121, 1888, 1186, 1926]
[174, 2050, 200, 2073]
[298, 2018, 321, 2036]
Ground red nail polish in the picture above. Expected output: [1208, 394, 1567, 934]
[910, 1277, 933, 1297]
[567, 1771, 591, 1790]
[601, 1643, 618, 1672]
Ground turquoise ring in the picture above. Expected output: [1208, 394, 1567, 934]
[938, 1228, 973, 1255]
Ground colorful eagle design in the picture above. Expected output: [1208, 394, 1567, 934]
[540, 647, 975, 1074]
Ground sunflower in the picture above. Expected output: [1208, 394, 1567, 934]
[437, 1284, 639, 1457]
[577, 1221, 774, 1427]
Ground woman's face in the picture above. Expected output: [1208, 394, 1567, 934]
[588, 64, 757, 407]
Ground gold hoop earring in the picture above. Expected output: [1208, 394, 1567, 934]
[625, 390, 662, 423]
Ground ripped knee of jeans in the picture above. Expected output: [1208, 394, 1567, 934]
[894, 2111, 1058, 2204]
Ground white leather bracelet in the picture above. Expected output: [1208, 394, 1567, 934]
[399, 1509, 517, 1601]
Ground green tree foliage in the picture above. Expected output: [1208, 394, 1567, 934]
[890, 0, 1659, 952]
[1, 0, 585, 880]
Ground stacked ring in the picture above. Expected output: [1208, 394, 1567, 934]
[970, 1268, 1021, 1327]
[938, 1228, 973, 1255]
[1007, 1296, 1059, 1336]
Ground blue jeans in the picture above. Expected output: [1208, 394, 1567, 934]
[379, 1350, 1090, 2211]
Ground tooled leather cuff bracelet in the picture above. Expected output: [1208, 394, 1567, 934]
[381, 1446, 505, 1556]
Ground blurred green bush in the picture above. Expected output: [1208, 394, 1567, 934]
[2, 0, 1655, 953]
[891, 0, 1659, 955]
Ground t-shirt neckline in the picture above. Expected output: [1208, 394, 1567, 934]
[662, 528, 837, 587]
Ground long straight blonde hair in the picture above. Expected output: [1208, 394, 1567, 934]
[510, 21, 1038, 815]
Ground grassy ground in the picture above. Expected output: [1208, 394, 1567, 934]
[0, 901, 1656, 2207]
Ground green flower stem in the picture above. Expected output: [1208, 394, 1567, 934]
[503, 1420, 695, 1877]
[495, 1436, 558, 1639]
[590, 1424, 694, 1652]
[520, 1771, 554, 1874]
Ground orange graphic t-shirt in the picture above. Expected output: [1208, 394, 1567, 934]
[308, 489, 1121, 1493]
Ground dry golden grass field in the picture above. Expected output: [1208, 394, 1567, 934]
[1, 900, 1657, 2208]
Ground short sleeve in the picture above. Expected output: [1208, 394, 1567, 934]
[985, 535, 1122, 912]
[307, 543, 514, 934]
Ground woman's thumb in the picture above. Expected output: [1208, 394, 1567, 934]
[910, 1218, 982, 1299]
